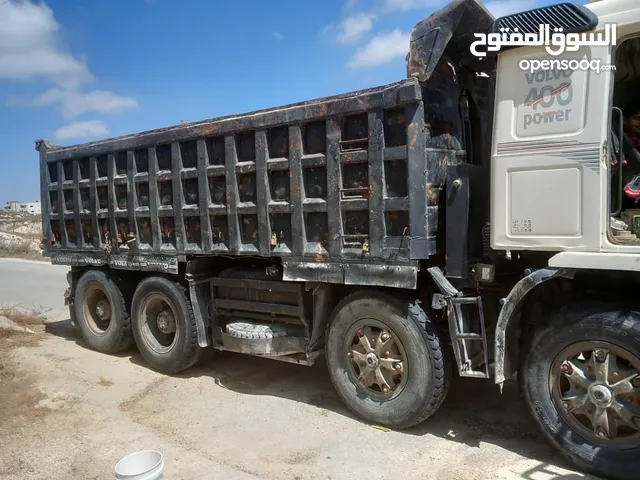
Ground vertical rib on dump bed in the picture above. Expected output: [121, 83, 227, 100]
[37, 77, 439, 277]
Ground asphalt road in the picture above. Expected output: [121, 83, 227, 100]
[0, 258, 68, 318]
[0, 259, 599, 479]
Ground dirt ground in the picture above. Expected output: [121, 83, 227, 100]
[0, 314, 600, 480]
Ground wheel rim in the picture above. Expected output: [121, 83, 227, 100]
[550, 340, 640, 447]
[344, 319, 408, 400]
[82, 283, 112, 335]
[139, 293, 178, 354]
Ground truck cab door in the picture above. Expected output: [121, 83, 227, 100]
[491, 40, 613, 253]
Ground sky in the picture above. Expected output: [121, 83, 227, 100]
[0, 0, 562, 205]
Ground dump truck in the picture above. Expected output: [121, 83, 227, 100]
[36, 0, 640, 477]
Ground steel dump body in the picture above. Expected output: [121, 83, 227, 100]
[37, 77, 461, 283]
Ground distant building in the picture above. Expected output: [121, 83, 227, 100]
[4, 200, 20, 211]
[3, 200, 41, 215]
[20, 201, 41, 214]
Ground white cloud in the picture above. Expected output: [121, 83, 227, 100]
[273, 31, 285, 40]
[347, 29, 410, 69]
[0, 1, 92, 88]
[382, 0, 442, 12]
[54, 120, 111, 141]
[484, 0, 536, 18]
[26, 88, 138, 118]
[343, 0, 359, 12]
[1, 0, 139, 139]
[335, 13, 377, 45]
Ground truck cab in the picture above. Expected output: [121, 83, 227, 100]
[483, 2, 640, 477]
[490, 0, 640, 264]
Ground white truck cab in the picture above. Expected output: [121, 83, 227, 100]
[490, 0, 640, 271]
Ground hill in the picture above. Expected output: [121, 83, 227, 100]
[0, 211, 44, 261]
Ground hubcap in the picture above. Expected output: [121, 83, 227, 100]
[156, 309, 176, 334]
[346, 323, 407, 397]
[139, 293, 178, 354]
[550, 341, 640, 445]
[365, 353, 379, 368]
[95, 299, 111, 321]
[82, 283, 112, 335]
[589, 384, 613, 408]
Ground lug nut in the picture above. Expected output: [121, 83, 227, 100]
[594, 350, 606, 362]
[612, 371, 619, 378]
[381, 332, 390, 341]
[382, 386, 390, 393]
[394, 363, 402, 371]
[562, 402, 570, 410]
[347, 352, 353, 358]
[384, 351, 391, 358]
[357, 329, 364, 337]
[633, 376, 640, 388]
[596, 428, 607, 439]
[561, 363, 572, 374]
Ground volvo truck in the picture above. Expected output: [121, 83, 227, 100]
[36, 0, 640, 477]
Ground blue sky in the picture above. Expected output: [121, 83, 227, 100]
[0, 0, 554, 205]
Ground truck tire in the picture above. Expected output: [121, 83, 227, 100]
[73, 269, 133, 353]
[325, 292, 450, 429]
[225, 321, 299, 339]
[520, 302, 640, 480]
[131, 276, 201, 374]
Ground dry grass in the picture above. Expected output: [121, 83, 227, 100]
[98, 376, 114, 387]
[0, 241, 43, 261]
[0, 306, 47, 326]
[0, 306, 47, 345]
[0, 328, 17, 340]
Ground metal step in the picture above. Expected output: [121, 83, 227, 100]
[456, 333, 482, 340]
[427, 267, 491, 379]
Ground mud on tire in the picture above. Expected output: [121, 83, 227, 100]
[73, 269, 133, 353]
[325, 291, 450, 429]
[520, 302, 640, 480]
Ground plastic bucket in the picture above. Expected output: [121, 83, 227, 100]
[114, 450, 164, 480]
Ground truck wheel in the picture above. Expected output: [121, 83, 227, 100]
[521, 303, 640, 480]
[131, 276, 201, 374]
[325, 292, 450, 429]
[74, 269, 133, 353]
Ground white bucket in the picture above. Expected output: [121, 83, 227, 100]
[114, 450, 164, 480]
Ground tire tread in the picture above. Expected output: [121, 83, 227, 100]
[132, 277, 201, 374]
[521, 301, 640, 480]
[326, 290, 450, 429]
[74, 269, 133, 353]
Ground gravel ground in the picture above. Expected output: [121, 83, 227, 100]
[0, 323, 601, 480]
[0, 260, 600, 480]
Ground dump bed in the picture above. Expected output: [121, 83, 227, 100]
[37, 77, 457, 280]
